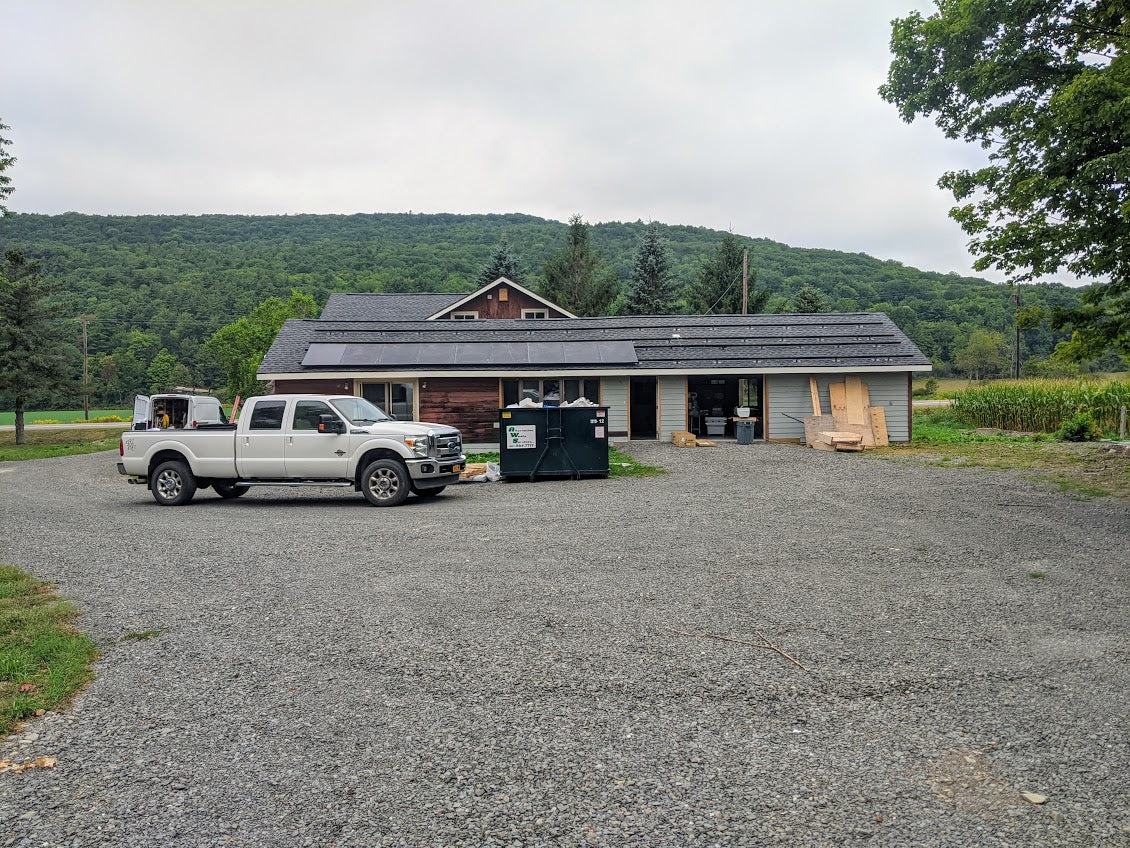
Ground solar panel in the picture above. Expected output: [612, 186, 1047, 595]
[301, 340, 639, 368]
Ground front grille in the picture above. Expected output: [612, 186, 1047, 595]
[433, 432, 462, 459]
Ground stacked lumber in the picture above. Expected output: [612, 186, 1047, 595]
[671, 431, 717, 448]
[803, 376, 889, 451]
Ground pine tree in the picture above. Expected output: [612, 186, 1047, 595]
[476, 236, 526, 287]
[625, 223, 678, 315]
[0, 251, 72, 444]
[686, 233, 768, 314]
[540, 215, 619, 316]
[790, 284, 828, 313]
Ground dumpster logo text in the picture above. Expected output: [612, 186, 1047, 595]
[505, 425, 537, 450]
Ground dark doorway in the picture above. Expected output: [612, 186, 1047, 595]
[687, 375, 763, 438]
[629, 376, 658, 439]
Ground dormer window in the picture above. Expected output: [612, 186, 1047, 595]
[451, 311, 478, 320]
[522, 309, 548, 320]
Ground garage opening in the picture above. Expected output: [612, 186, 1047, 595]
[687, 375, 763, 438]
[629, 376, 658, 439]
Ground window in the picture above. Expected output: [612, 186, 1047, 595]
[451, 311, 478, 320]
[502, 378, 599, 406]
[292, 400, 335, 430]
[360, 382, 415, 419]
[248, 400, 286, 430]
[522, 309, 548, 319]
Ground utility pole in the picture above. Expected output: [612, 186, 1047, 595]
[742, 249, 749, 315]
[77, 315, 96, 419]
[1011, 287, 1021, 379]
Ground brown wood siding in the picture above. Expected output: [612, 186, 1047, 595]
[274, 378, 354, 394]
[437, 287, 569, 320]
[419, 377, 499, 442]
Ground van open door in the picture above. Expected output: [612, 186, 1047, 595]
[132, 395, 150, 430]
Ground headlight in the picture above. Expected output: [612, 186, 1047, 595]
[404, 437, 429, 457]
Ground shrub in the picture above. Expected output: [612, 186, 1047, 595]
[88, 415, 127, 423]
[30, 418, 61, 425]
[1057, 412, 1101, 442]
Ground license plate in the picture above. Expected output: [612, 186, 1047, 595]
[452, 465, 462, 473]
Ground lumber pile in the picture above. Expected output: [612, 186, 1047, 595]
[803, 376, 889, 452]
[671, 431, 718, 448]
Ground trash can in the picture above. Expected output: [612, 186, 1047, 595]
[735, 418, 755, 445]
[499, 407, 610, 479]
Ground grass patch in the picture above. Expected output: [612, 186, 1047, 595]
[875, 410, 1130, 499]
[0, 427, 123, 461]
[0, 409, 131, 426]
[464, 447, 663, 478]
[0, 565, 97, 735]
[1029, 571, 1046, 580]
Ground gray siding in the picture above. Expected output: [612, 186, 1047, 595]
[658, 376, 687, 441]
[602, 377, 628, 435]
[767, 373, 910, 442]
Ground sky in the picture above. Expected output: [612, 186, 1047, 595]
[0, 0, 1020, 282]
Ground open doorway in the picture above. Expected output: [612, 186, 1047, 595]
[629, 376, 658, 439]
[687, 375, 763, 438]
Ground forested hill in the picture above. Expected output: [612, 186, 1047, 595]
[0, 211, 1089, 403]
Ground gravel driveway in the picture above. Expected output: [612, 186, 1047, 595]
[0, 443, 1127, 847]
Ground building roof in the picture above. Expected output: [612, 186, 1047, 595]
[261, 312, 931, 376]
[319, 293, 463, 321]
[426, 277, 577, 319]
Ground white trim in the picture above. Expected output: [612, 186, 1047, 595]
[521, 308, 549, 319]
[262, 364, 930, 380]
[450, 310, 479, 320]
[425, 276, 578, 320]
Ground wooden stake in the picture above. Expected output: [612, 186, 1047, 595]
[666, 627, 811, 672]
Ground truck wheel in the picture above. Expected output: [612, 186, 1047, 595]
[151, 460, 197, 506]
[213, 482, 250, 499]
[360, 459, 410, 507]
[414, 486, 445, 498]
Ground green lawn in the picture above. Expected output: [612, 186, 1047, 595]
[0, 427, 124, 461]
[0, 408, 131, 426]
[465, 447, 664, 478]
[0, 565, 98, 735]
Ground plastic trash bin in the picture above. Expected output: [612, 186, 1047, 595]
[735, 418, 755, 445]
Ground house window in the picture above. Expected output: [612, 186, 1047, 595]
[451, 311, 478, 320]
[522, 309, 548, 319]
[360, 382, 415, 419]
[501, 378, 600, 405]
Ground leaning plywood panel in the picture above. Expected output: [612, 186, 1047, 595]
[829, 382, 848, 427]
[871, 406, 889, 447]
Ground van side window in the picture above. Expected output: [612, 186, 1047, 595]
[248, 401, 286, 430]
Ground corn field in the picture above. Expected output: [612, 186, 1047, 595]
[950, 379, 1130, 433]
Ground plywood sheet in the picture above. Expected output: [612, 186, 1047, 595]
[804, 414, 835, 447]
[809, 377, 822, 416]
[844, 376, 867, 426]
[829, 382, 848, 428]
[871, 406, 889, 447]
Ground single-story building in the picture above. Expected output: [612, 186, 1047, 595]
[259, 279, 931, 444]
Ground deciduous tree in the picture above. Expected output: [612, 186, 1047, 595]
[0, 118, 14, 216]
[541, 215, 619, 316]
[880, 0, 1130, 356]
[0, 251, 72, 443]
[954, 328, 1010, 380]
[625, 223, 678, 315]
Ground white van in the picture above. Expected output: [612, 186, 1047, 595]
[131, 394, 227, 430]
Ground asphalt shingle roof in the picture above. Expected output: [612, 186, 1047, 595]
[319, 293, 464, 321]
[261, 311, 931, 374]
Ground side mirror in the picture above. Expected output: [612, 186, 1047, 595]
[318, 414, 345, 434]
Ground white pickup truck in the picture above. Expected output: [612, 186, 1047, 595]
[117, 394, 464, 507]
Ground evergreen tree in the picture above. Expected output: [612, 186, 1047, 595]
[0, 118, 14, 215]
[625, 223, 678, 315]
[0, 251, 72, 444]
[476, 236, 526, 287]
[687, 233, 769, 314]
[790, 284, 828, 313]
[540, 215, 619, 316]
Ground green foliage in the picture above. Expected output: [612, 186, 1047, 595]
[541, 215, 619, 316]
[0, 564, 97, 734]
[0, 118, 14, 216]
[686, 232, 769, 314]
[881, 1, 1130, 356]
[950, 378, 1130, 433]
[0, 251, 72, 443]
[206, 290, 317, 399]
[1057, 411, 1101, 442]
[790, 283, 827, 313]
[0, 426, 122, 461]
[625, 222, 678, 315]
[476, 236, 527, 287]
[953, 329, 1011, 380]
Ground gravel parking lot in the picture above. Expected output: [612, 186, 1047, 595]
[0, 443, 1127, 847]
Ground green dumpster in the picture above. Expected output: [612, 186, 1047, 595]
[735, 419, 755, 445]
[499, 407, 610, 479]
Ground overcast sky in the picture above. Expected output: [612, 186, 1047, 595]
[1, 0, 1022, 282]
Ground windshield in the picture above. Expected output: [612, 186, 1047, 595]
[329, 396, 392, 425]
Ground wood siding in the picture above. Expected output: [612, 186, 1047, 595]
[435, 287, 569, 320]
[658, 376, 687, 441]
[766, 373, 910, 442]
[418, 377, 500, 442]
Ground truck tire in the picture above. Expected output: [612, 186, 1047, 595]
[213, 482, 250, 499]
[413, 486, 445, 498]
[151, 460, 197, 506]
[360, 459, 410, 507]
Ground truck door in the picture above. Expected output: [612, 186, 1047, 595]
[132, 395, 150, 430]
[284, 399, 350, 479]
[237, 399, 288, 478]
